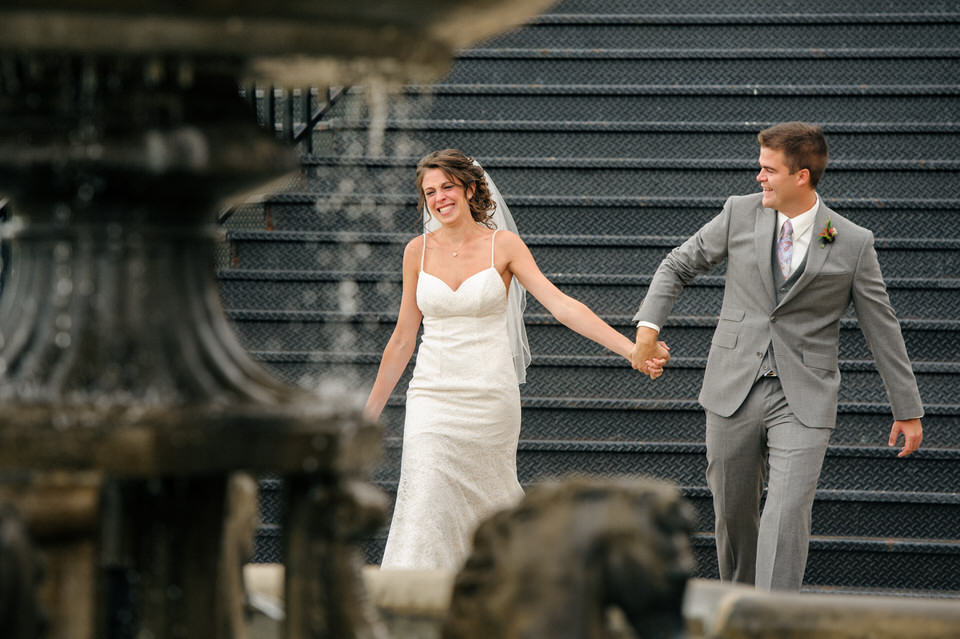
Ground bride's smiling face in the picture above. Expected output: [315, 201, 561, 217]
[422, 168, 475, 226]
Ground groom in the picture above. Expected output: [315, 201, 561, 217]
[630, 122, 924, 591]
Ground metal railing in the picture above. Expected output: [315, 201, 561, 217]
[219, 85, 350, 226]
[242, 85, 349, 153]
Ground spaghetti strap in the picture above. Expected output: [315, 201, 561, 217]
[420, 232, 427, 272]
[490, 229, 499, 267]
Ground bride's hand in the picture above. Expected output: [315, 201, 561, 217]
[637, 341, 670, 379]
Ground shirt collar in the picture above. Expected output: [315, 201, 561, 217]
[777, 193, 820, 238]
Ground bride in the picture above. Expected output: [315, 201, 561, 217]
[364, 149, 668, 570]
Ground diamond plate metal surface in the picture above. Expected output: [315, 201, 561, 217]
[228, 0, 960, 592]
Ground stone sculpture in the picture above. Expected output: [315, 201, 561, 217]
[443, 476, 697, 639]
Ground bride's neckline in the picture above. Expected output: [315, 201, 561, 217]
[419, 266, 498, 294]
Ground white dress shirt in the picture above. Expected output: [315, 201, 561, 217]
[637, 194, 821, 332]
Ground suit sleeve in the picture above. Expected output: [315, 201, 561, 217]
[633, 196, 734, 330]
[851, 232, 924, 420]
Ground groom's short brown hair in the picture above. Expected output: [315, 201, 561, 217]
[758, 122, 829, 188]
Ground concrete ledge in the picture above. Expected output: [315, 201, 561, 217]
[682, 579, 756, 638]
[244, 564, 456, 639]
[361, 566, 455, 618]
[244, 565, 960, 639]
[710, 588, 960, 639]
[245, 564, 455, 617]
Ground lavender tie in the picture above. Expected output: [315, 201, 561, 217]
[777, 219, 794, 278]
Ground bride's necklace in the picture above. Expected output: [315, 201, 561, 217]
[442, 235, 469, 257]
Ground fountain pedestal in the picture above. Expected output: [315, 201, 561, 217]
[0, 56, 385, 639]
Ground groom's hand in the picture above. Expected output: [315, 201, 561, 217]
[632, 327, 670, 379]
[643, 341, 670, 379]
[888, 418, 923, 457]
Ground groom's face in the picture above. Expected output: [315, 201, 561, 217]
[756, 146, 809, 214]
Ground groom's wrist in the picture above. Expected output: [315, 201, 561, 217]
[636, 320, 660, 333]
[635, 324, 659, 346]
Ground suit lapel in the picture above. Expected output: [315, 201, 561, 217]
[754, 202, 777, 305]
[776, 199, 833, 310]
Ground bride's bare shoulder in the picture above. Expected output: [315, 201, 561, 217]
[493, 228, 523, 245]
[494, 229, 529, 255]
[405, 234, 426, 251]
[402, 234, 426, 265]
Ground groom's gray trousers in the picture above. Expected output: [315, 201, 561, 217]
[705, 375, 831, 591]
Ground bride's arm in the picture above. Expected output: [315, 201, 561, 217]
[499, 231, 657, 365]
[363, 237, 424, 421]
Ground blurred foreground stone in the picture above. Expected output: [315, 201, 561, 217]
[443, 477, 696, 639]
[247, 566, 960, 639]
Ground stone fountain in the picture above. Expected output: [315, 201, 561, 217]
[0, 2, 554, 638]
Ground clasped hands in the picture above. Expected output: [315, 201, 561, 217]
[631, 326, 670, 380]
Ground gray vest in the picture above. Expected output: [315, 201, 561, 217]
[756, 228, 808, 380]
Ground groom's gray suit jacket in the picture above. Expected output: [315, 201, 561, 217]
[634, 192, 923, 429]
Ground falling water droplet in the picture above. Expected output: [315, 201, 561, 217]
[365, 78, 389, 158]
[54, 241, 72, 260]
[337, 280, 359, 315]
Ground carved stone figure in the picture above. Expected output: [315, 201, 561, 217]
[443, 476, 697, 639]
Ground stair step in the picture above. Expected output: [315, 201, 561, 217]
[366, 437, 960, 493]
[373, 400, 960, 448]
[298, 156, 960, 201]
[692, 534, 960, 590]
[218, 271, 960, 319]
[536, 12, 960, 23]
[302, 154, 960, 171]
[547, 0, 960, 16]
[247, 352, 960, 406]
[440, 48, 958, 86]
[462, 47, 960, 58]
[354, 481, 960, 541]
[223, 194, 960, 239]
[226, 311, 960, 364]
[222, 229, 960, 279]
[317, 120, 960, 160]
[481, 15, 960, 50]
[321, 120, 960, 133]
[326, 85, 960, 124]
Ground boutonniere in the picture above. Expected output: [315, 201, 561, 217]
[818, 218, 838, 247]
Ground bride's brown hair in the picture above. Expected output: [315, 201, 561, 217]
[415, 149, 496, 229]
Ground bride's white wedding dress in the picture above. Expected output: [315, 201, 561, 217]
[380, 230, 524, 570]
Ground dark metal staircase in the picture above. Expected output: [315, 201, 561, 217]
[219, 0, 960, 595]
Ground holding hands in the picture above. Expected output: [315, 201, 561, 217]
[631, 326, 670, 379]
